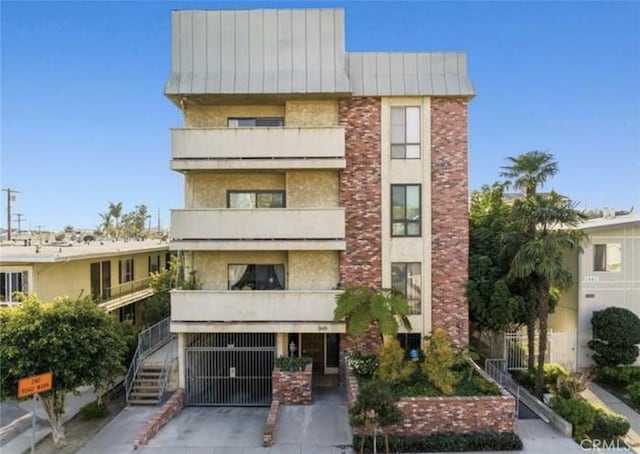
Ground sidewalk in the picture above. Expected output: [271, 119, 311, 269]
[581, 382, 640, 453]
[1, 386, 98, 454]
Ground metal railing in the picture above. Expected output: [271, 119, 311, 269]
[485, 359, 520, 419]
[125, 317, 172, 402]
[97, 277, 152, 302]
[157, 337, 178, 404]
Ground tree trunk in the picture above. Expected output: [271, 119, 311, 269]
[535, 282, 550, 398]
[526, 315, 536, 373]
[40, 391, 67, 447]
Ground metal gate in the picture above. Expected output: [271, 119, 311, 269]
[185, 333, 276, 406]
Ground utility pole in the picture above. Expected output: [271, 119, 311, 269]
[14, 213, 25, 235]
[3, 188, 20, 241]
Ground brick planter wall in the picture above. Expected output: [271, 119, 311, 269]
[133, 389, 185, 449]
[272, 363, 312, 405]
[430, 97, 471, 347]
[345, 367, 516, 436]
[263, 399, 280, 447]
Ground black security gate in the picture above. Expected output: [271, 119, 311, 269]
[185, 333, 276, 406]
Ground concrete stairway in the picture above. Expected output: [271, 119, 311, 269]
[127, 365, 162, 406]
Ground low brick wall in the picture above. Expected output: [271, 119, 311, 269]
[133, 389, 184, 449]
[272, 363, 312, 405]
[263, 399, 280, 447]
[346, 368, 516, 436]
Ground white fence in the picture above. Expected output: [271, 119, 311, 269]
[503, 330, 576, 371]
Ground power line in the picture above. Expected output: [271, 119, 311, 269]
[3, 188, 21, 241]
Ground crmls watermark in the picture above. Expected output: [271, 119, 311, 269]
[580, 439, 630, 451]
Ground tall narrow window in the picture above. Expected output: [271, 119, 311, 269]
[148, 255, 161, 274]
[391, 263, 421, 314]
[391, 184, 421, 237]
[593, 243, 622, 272]
[391, 106, 420, 159]
[119, 259, 135, 284]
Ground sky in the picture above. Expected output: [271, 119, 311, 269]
[1, 1, 639, 232]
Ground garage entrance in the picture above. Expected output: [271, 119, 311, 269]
[185, 333, 276, 406]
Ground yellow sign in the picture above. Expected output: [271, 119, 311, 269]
[17, 372, 53, 398]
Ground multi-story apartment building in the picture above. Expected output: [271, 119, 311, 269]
[0, 240, 170, 324]
[549, 214, 640, 369]
[166, 8, 474, 406]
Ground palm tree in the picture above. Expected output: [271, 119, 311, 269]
[98, 212, 112, 238]
[334, 286, 412, 352]
[500, 151, 559, 372]
[108, 202, 123, 238]
[508, 191, 585, 396]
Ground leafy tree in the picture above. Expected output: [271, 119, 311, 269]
[0, 295, 126, 446]
[122, 204, 151, 239]
[588, 307, 640, 366]
[334, 286, 412, 345]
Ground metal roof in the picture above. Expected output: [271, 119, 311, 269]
[347, 52, 475, 97]
[165, 8, 475, 97]
[165, 9, 351, 95]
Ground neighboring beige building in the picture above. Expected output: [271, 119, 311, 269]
[0, 240, 170, 324]
[549, 214, 640, 369]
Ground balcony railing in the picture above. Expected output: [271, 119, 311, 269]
[171, 208, 345, 241]
[96, 277, 154, 312]
[171, 289, 342, 323]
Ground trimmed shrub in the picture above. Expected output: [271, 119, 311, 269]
[588, 307, 640, 367]
[347, 351, 378, 379]
[352, 432, 523, 453]
[275, 356, 310, 371]
[513, 363, 570, 394]
[627, 382, 640, 406]
[596, 366, 640, 387]
[375, 338, 415, 384]
[550, 397, 597, 442]
[551, 371, 590, 400]
[79, 401, 109, 420]
[591, 409, 630, 439]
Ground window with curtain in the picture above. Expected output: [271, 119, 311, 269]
[391, 184, 421, 237]
[0, 271, 28, 303]
[391, 106, 420, 159]
[228, 264, 285, 290]
[227, 190, 285, 209]
[391, 262, 421, 314]
[593, 243, 622, 272]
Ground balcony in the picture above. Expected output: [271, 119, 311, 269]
[171, 289, 343, 326]
[171, 127, 346, 171]
[97, 277, 154, 312]
[170, 208, 346, 251]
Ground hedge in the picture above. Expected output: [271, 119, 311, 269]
[352, 432, 523, 453]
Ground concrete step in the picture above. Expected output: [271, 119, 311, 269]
[129, 391, 160, 398]
[128, 399, 159, 406]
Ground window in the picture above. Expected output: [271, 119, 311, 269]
[228, 264, 285, 290]
[0, 271, 28, 303]
[391, 184, 421, 236]
[90, 261, 111, 300]
[148, 255, 161, 274]
[119, 259, 135, 284]
[391, 106, 420, 159]
[391, 263, 421, 314]
[165, 252, 173, 271]
[119, 304, 135, 324]
[397, 333, 422, 353]
[594, 243, 622, 272]
[227, 190, 286, 209]
[228, 118, 284, 127]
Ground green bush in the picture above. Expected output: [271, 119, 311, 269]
[375, 338, 415, 384]
[550, 397, 597, 442]
[352, 431, 523, 452]
[275, 356, 310, 371]
[512, 363, 570, 394]
[591, 409, 630, 439]
[551, 371, 590, 400]
[79, 401, 109, 420]
[596, 366, 640, 387]
[347, 351, 378, 379]
[627, 382, 640, 406]
[588, 307, 640, 367]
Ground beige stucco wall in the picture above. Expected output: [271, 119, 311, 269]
[286, 171, 339, 208]
[189, 251, 288, 290]
[184, 105, 286, 127]
[288, 251, 339, 290]
[285, 100, 338, 127]
[185, 172, 286, 208]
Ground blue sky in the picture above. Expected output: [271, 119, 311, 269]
[2, 1, 639, 231]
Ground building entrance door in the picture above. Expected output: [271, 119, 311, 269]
[302, 333, 324, 375]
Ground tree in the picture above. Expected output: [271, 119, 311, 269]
[0, 295, 126, 446]
[122, 204, 151, 239]
[588, 307, 640, 367]
[506, 191, 585, 396]
[108, 201, 123, 238]
[98, 211, 113, 238]
[334, 286, 412, 347]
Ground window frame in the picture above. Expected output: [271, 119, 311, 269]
[391, 184, 422, 237]
[148, 255, 161, 275]
[390, 106, 421, 159]
[226, 190, 286, 209]
[593, 243, 622, 272]
[227, 264, 286, 291]
[227, 117, 285, 128]
[0, 270, 29, 303]
[391, 262, 421, 315]
[118, 258, 135, 284]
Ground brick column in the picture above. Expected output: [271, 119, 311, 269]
[430, 97, 470, 346]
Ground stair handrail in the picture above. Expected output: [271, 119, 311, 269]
[125, 316, 172, 403]
[157, 336, 178, 404]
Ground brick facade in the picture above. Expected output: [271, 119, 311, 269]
[338, 97, 382, 289]
[133, 389, 185, 449]
[345, 367, 516, 437]
[430, 97, 470, 346]
[263, 399, 280, 447]
[272, 363, 313, 405]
